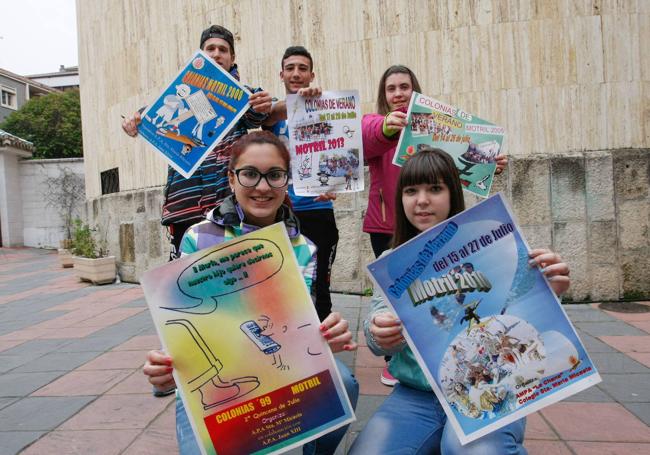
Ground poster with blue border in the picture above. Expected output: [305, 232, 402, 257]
[139, 50, 251, 178]
[393, 92, 505, 198]
[366, 193, 601, 445]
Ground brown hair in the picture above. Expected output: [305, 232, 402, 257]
[376, 65, 422, 115]
[229, 130, 290, 171]
[392, 147, 465, 247]
[281, 46, 313, 71]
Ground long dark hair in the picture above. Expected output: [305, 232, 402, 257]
[376, 65, 422, 115]
[392, 147, 465, 247]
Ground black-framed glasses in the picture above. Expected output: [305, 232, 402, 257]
[233, 168, 289, 188]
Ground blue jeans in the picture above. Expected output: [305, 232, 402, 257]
[176, 359, 359, 455]
[349, 383, 527, 455]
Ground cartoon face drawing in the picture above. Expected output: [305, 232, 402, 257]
[176, 83, 191, 98]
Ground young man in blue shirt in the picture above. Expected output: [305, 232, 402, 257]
[264, 46, 339, 322]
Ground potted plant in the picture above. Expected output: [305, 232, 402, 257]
[70, 219, 116, 285]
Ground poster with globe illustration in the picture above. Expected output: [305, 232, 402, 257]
[366, 193, 601, 445]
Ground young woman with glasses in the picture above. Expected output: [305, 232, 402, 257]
[142, 131, 359, 455]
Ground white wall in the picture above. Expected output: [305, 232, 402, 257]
[0, 150, 31, 246]
[19, 158, 85, 248]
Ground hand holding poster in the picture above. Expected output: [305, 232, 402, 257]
[286, 90, 363, 196]
[138, 50, 251, 178]
[141, 223, 354, 455]
[366, 194, 601, 445]
[393, 92, 505, 198]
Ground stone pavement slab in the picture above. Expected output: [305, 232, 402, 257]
[566, 441, 650, 454]
[627, 352, 650, 368]
[562, 385, 614, 403]
[540, 402, 650, 442]
[599, 335, 650, 353]
[623, 402, 650, 426]
[0, 371, 67, 397]
[0, 396, 95, 431]
[120, 401, 178, 455]
[589, 351, 650, 373]
[20, 429, 142, 455]
[574, 321, 648, 337]
[32, 369, 134, 397]
[598, 373, 650, 403]
[59, 394, 172, 431]
[0, 431, 46, 455]
[11, 351, 101, 374]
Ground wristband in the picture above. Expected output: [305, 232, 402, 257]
[382, 113, 399, 137]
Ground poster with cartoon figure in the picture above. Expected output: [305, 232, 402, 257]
[366, 193, 601, 445]
[393, 92, 505, 198]
[286, 90, 364, 196]
[141, 223, 355, 455]
[139, 50, 251, 178]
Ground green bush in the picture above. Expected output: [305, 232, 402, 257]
[0, 89, 82, 159]
[71, 219, 99, 258]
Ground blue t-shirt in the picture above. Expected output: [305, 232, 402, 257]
[265, 120, 333, 212]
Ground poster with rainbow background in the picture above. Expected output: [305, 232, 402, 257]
[141, 223, 354, 455]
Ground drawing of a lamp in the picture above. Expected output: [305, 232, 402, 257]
[166, 319, 260, 410]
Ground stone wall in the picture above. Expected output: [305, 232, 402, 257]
[84, 188, 169, 283]
[89, 150, 649, 301]
[335, 150, 649, 302]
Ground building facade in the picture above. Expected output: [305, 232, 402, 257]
[0, 68, 57, 123]
[76, 0, 649, 301]
[28, 65, 80, 91]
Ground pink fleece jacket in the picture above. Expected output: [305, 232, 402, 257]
[362, 112, 403, 235]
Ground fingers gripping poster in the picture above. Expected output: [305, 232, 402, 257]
[139, 50, 251, 179]
[367, 194, 601, 445]
[286, 90, 364, 196]
[141, 223, 354, 455]
[393, 92, 505, 198]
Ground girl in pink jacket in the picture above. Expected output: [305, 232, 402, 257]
[362, 65, 423, 259]
[362, 65, 507, 387]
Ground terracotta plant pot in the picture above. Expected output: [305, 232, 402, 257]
[58, 249, 74, 268]
[72, 256, 116, 285]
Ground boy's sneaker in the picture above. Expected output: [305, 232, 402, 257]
[380, 366, 398, 386]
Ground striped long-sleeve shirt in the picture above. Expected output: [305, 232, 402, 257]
[161, 65, 268, 226]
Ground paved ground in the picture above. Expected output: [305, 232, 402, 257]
[0, 248, 649, 454]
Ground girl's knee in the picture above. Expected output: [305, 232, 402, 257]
[441, 419, 527, 455]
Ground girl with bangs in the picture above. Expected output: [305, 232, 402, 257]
[350, 147, 571, 454]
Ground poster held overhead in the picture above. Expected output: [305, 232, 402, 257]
[139, 50, 251, 178]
